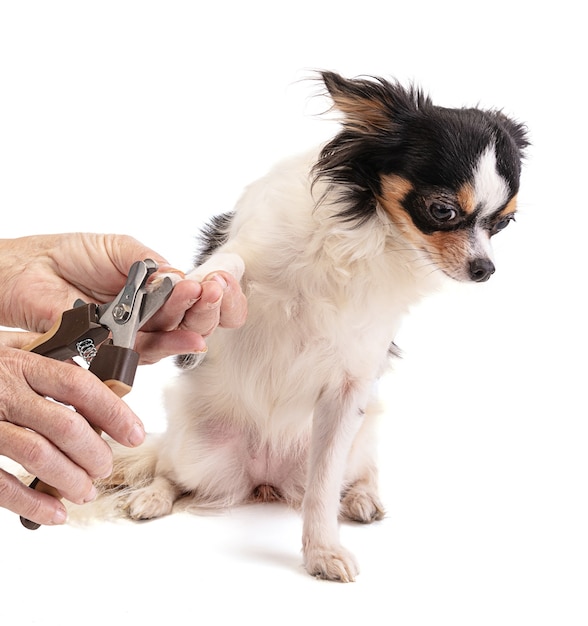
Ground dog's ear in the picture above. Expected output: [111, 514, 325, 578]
[491, 111, 530, 155]
[320, 71, 427, 133]
[478, 109, 529, 167]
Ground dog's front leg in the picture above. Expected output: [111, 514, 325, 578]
[302, 380, 371, 582]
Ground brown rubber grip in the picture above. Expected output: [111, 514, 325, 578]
[22, 316, 64, 353]
[88, 343, 139, 393]
[101, 379, 133, 398]
[19, 478, 63, 530]
[23, 305, 109, 360]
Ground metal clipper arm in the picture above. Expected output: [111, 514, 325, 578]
[90, 259, 174, 396]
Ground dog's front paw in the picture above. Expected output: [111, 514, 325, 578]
[186, 252, 245, 283]
[303, 544, 359, 582]
[340, 484, 385, 523]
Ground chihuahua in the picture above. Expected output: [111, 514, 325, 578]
[104, 71, 528, 581]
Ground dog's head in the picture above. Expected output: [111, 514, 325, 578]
[314, 71, 529, 282]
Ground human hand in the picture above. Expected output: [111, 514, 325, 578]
[137, 267, 247, 364]
[0, 233, 247, 364]
[139, 251, 247, 363]
[0, 335, 146, 525]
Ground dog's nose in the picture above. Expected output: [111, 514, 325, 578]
[469, 258, 495, 282]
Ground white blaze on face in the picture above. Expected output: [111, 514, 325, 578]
[471, 224, 494, 261]
[473, 144, 509, 218]
[469, 143, 510, 263]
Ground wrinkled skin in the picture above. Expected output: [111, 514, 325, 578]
[0, 233, 247, 525]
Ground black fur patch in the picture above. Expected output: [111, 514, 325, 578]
[193, 211, 235, 266]
[175, 352, 206, 370]
[313, 72, 529, 226]
[388, 341, 402, 359]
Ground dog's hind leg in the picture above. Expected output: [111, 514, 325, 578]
[123, 417, 256, 519]
[302, 378, 372, 582]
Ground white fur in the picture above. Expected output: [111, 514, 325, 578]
[472, 225, 495, 263]
[473, 144, 509, 217]
[105, 149, 445, 582]
[468, 145, 506, 273]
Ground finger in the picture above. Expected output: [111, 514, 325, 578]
[135, 330, 207, 365]
[0, 330, 41, 350]
[142, 279, 203, 332]
[186, 272, 247, 330]
[180, 277, 224, 337]
[0, 467, 68, 526]
[20, 352, 145, 450]
[6, 390, 114, 482]
[0, 421, 97, 505]
[212, 272, 248, 329]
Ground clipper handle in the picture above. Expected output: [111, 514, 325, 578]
[19, 479, 63, 530]
[22, 304, 108, 360]
[89, 342, 139, 398]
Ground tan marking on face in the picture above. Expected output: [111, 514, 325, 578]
[378, 175, 421, 244]
[425, 230, 474, 278]
[457, 182, 476, 214]
[499, 194, 518, 217]
[380, 174, 413, 205]
[378, 175, 491, 281]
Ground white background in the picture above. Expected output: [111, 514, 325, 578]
[1, 2, 586, 625]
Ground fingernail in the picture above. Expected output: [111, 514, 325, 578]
[52, 506, 67, 525]
[211, 273, 228, 290]
[97, 464, 113, 480]
[128, 422, 146, 447]
[83, 484, 98, 503]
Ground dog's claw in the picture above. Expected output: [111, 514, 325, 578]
[304, 545, 359, 582]
[340, 486, 385, 523]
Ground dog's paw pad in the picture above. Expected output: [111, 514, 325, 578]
[340, 487, 385, 523]
[304, 545, 359, 582]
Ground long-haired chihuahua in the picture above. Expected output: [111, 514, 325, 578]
[104, 71, 528, 581]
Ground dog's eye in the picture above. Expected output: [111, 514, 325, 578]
[491, 215, 515, 235]
[429, 202, 458, 222]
